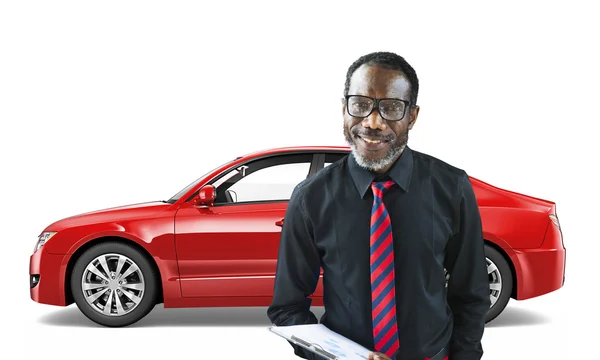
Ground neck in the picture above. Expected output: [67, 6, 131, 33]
[371, 149, 403, 175]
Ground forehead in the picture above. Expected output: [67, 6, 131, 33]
[348, 64, 411, 100]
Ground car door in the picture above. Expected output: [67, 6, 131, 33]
[174, 152, 321, 298]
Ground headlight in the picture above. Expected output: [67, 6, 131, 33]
[34, 232, 57, 253]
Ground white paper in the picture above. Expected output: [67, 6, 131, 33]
[269, 324, 372, 360]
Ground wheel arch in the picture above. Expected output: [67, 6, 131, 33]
[484, 239, 518, 299]
[64, 236, 164, 306]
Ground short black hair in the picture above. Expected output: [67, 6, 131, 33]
[344, 51, 419, 107]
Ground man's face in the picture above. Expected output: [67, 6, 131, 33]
[343, 64, 419, 173]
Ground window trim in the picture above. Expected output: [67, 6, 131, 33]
[205, 152, 319, 206]
[184, 151, 325, 203]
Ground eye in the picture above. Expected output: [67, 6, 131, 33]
[352, 102, 370, 109]
[380, 100, 405, 114]
[381, 105, 400, 111]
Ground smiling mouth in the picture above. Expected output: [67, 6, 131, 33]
[361, 137, 384, 144]
[357, 134, 390, 144]
[355, 134, 392, 151]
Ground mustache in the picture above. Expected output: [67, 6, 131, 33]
[352, 128, 395, 141]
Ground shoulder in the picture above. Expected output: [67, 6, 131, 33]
[292, 154, 348, 198]
[410, 147, 468, 185]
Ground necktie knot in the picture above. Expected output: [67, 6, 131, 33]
[371, 179, 395, 199]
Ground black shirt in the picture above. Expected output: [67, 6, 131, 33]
[267, 146, 490, 360]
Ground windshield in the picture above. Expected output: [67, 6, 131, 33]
[166, 159, 237, 203]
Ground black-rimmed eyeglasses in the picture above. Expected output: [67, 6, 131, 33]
[344, 95, 411, 121]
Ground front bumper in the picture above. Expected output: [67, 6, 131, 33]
[29, 247, 68, 306]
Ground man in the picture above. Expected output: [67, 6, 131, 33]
[267, 52, 490, 360]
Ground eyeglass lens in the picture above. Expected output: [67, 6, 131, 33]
[347, 96, 406, 121]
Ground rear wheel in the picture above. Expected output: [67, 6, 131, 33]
[444, 244, 513, 323]
[70, 241, 158, 327]
[484, 245, 513, 323]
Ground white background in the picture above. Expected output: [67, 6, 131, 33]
[2, 1, 598, 359]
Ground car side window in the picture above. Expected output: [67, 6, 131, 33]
[212, 154, 314, 204]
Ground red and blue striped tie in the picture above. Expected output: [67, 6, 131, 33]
[370, 179, 400, 358]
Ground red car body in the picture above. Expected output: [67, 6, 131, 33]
[30, 146, 566, 324]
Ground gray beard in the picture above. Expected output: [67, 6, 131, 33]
[344, 127, 408, 172]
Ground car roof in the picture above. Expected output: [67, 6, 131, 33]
[237, 145, 351, 160]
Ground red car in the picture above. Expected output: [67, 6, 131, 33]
[29, 146, 566, 327]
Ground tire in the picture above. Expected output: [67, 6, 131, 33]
[70, 241, 158, 327]
[484, 245, 513, 323]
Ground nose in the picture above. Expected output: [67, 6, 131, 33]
[361, 109, 386, 130]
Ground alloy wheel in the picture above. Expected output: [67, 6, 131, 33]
[81, 253, 146, 316]
[444, 256, 503, 309]
[487, 257, 502, 307]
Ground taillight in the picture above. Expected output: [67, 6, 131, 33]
[549, 211, 564, 248]
[549, 214, 560, 229]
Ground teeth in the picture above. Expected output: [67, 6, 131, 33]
[363, 138, 381, 144]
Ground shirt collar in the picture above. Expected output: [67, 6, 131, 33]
[348, 145, 414, 198]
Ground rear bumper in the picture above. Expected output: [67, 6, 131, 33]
[29, 247, 68, 306]
[513, 248, 565, 300]
[513, 220, 566, 300]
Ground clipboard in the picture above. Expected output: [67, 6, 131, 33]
[268, 324, 371, 360]
[269, 326, 342, 360]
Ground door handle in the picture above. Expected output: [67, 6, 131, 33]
[275, 218, 284, 227]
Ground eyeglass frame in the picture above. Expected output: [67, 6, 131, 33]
[343, 95, 412, 121]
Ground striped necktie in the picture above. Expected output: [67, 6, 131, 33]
[370, 179, 400, 358]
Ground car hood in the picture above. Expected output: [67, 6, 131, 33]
[45, 201, 173, 232]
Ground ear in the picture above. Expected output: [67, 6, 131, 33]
[341, 97, 346, 115]
[407, 105, 420, 130]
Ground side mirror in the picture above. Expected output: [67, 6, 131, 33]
[194, 185, 215, 208]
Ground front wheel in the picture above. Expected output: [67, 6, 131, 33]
[70, 241, 158, 327]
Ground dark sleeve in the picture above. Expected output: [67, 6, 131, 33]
[267, 184, 322, 360]
[444, 173, 491, 360]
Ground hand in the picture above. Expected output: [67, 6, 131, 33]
[367, 351, 392, 360]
